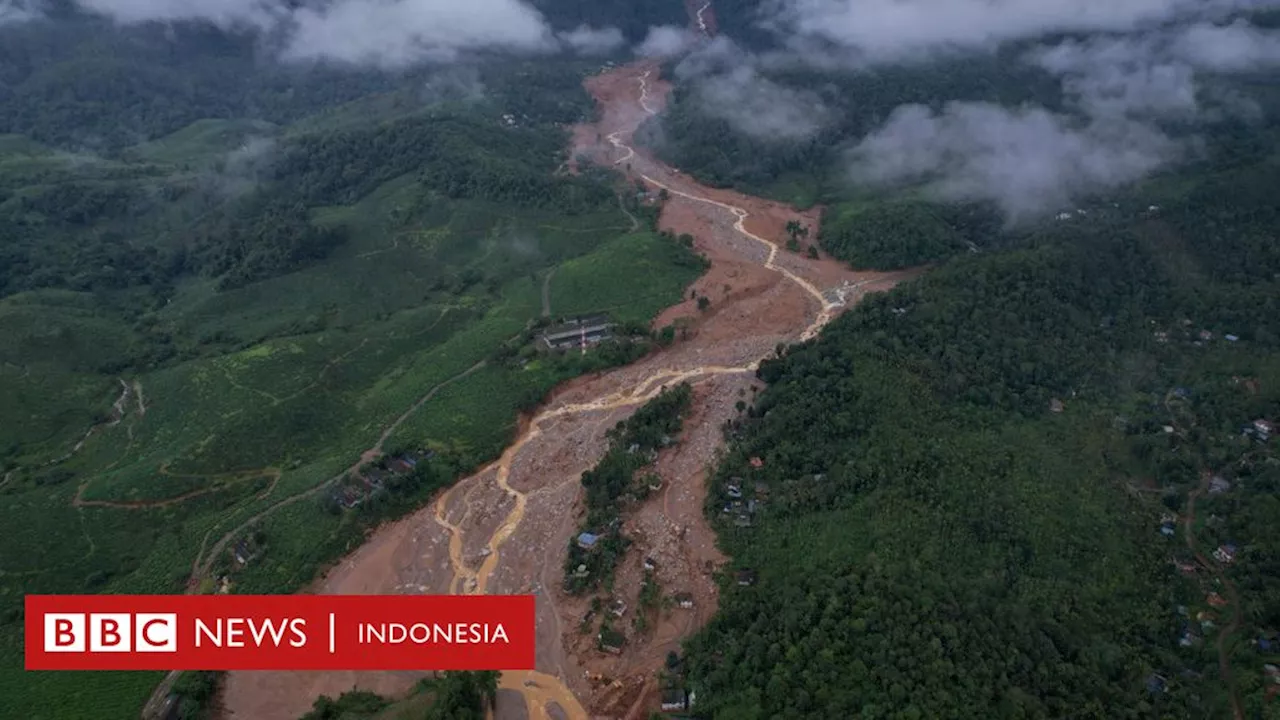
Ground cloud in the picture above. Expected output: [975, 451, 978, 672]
[762, 0, 1280, 64]
[675, 37, 829, 141]
[0, 0, 43, 25]
[847, 102, 1185, 221]
[1030, 20, 1280, 120]
[70, 0, 563, 68]
[558, 24, 624, 56]
[281, 0, 555, 68]
[208, 136, 277, 197]
[1172, 19, 1280, 71]
[75, 0, 283, 28]
[635, 25, 696, 58]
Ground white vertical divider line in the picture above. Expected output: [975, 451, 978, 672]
[329, 613, 335, 654]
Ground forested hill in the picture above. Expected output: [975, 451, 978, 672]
[684, 143, 1280, 717]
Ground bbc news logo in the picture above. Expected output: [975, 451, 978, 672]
[44, 613, 176, 653]
[26, 595, 534, 671]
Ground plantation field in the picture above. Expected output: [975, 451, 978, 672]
[549, 231, 708, 324]
[0, 161, 703, 720]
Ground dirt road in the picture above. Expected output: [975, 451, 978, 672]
[218, 58, 916, 720]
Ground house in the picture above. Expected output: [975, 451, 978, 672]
[1160, 523, 1175, 537]
[1050, 398, 1065, 413]
[643, 557, 657, 572]
[1146, 674, 1167, 694]
[1253, 419, 1273, 440]
[1209, 476, 1231, 495]
[753, 481, 770, 499]
[234, 539, 251, 566]
[364, 469, 389, 489]
[1199, 330, 1213, 341]
[1257, 633, 1276, 652]
[661, 689, 689, 712]
[1155, 331, 1169, 343]
[647, 476, 663, 492]
[749, 457, 764, 469]
[577, 532, 600, 550]
[611, 599, 627, 617]
[337, 485, 365, 509]
[726, 484, 742, 499]
[1213, 544, 1238, 564]
[735, 569, 757, 586]
[674, 592, 694, 609]
[539, 315, 615, 351]
[1162, 425, 1175, 434]
[1225, 334, 1240, 342]
[1180, 628, 1199, 647]
[1207, 592, 1228, 608]
[628, 443, 640, 454]
[573, 564, 590, 578]
[734, 514, 753, 528]
[1174, 559, 1198, 575]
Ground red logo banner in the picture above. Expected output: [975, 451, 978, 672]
[25, 595, 535, 671]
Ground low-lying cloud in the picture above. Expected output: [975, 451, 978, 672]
[75, 0, 282, 29]
[59, 0, 623, 67]
[281, 0, 555, 68]
[848, 102, 1185, 221]
[674, 37, 829, 141]
[635, 25, 696, 58]
[558, 24, 624, 56]
[763, 0, 1280, 64]
[1, 0, 43, 25]
[1030, 20, 1280, 120]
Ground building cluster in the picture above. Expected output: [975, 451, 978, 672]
[333, 449, 434, 509]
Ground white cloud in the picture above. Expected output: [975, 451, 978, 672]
[674, 37, 829, 141]
[764, 0, 1280, 63]
[70, 0, 563, 67]
[75, 0, 282, 28]
[635, 25, 696, 58]
[848, 102, 1185, 221]
[0, 0, 43, 25]
[558, 24, 625, 56]
[1030, 20, 1280, 120]
[282, 0, 555, 68]
[1173, 18, 1280, 71]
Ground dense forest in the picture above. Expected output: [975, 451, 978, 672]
[686, 127, 1280, 718]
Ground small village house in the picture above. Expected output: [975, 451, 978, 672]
[661, 688, 690, 712]
[577, 532, 600, 550]
[674, 592, 694, 609]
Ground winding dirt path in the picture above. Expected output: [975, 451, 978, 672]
[541, 268, 556, 319]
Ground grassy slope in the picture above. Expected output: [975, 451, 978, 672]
[0, 118, 704, 718]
